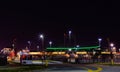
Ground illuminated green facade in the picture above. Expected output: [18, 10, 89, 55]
[46, 45, 100, 51]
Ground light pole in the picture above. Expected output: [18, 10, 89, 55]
[68, 31, 72, 47]
[76, 45, 79, 51]
[110, 43, 114, 51]
[37, 45, 39, 51]
[27, 41, 31, 50]
[110, 43, 114, 47]
[12, 44, 15, 49]
[40, 34, 44, 51]
[76, 45, 80, 48]
[40, 34, 45, 66]
[119, 48, 120, 52]
[110, 43, 114, 65]
[49, 41, 52, 48]
[98, 38, 102, 50]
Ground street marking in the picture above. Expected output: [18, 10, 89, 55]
[88, 67, 102, 72]
[81, 66, 102, 72]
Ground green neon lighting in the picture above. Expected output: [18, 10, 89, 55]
[47, 45, 100, 50]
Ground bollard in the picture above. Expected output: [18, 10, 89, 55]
[45, 60, 48, 67]
[111, 59, 114, 65]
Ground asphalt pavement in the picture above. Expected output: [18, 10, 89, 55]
[1, 62, 120, 72]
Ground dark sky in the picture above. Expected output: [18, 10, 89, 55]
[0, 1, 120, 50]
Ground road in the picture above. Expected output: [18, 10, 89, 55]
[1, 62, 120, 72]
[31, 64, 120, 72]
[98, 65, 120, 72]
[32, 64, 88, 72]
[29, 64, 102, 72]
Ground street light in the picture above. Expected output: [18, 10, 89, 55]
[49, 41, 52, 48]
[68, 30, 72, 47]
[75, 45, 79, 51]
[27, 41, 31, 50]
[12, 44, 15, 49]
[98, 38, 102, 46]
[40, 34, 44, 39]
[110, 43, 114, 47]
[40, 34, 44, 51]
[98, 38, 102, 50]
[110, 43, 114, 51]
[110, 43, 114, 65]
[76, 45, 79, 48]
[119, 48, 120, 52]
[39, 34, 45, 66]
[37, 45, 39, 51]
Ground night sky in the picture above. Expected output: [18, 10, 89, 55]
[0, 1, 120, 50]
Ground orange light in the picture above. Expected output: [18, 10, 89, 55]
[29, 52, 42, 55]
[76, 52, 87, 54]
